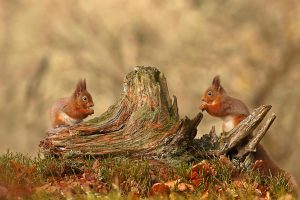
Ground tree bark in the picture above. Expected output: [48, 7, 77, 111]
[40, 67, 203, 159]
[39, 66, 275, 163]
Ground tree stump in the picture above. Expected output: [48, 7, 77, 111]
[39, 66, 275, 164]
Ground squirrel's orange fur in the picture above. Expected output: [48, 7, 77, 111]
[200, 75, 299, 196]
[50, 79, 94, 128]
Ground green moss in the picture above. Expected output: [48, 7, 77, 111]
[134, 105, 158, 121]
[133, 104, 177, 130]
[0, 151, 295, 200]
[86, 101, 120, 125]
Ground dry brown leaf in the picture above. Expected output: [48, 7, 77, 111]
[190, 171, 199, 179]
[191, 178, 202, 187]
[151, 183, 170, 196]
[233, 180, 249, 189]
[191, 160, 217, 177]
[190, 160, 216, 188]
[219, 155, 235, 170]
[177, 183, 187, 192]
[177, 183, 194, 192]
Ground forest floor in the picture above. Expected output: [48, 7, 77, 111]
[0, 151, 295, 200]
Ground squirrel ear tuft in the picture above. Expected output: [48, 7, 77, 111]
[212, 75, 221, 87]
[83, 79, 87, 90]
[74, 79, 84, 96]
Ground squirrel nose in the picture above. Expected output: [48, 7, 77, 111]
[89, 102, 94, 107]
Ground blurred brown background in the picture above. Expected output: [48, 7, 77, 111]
[0, 0, 299, 182]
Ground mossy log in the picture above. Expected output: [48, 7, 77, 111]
[39, 67, 275, 163]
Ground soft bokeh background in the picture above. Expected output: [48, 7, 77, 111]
[0, 0, 299, 182]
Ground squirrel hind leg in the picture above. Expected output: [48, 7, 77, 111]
[51, 112, 67, 128]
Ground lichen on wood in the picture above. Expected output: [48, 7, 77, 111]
[40, 67, 203, 159]
[40, 66, 276, 165]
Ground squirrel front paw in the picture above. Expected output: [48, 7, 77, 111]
[86, 108, 94, 115]
[199, 102, 208, 111]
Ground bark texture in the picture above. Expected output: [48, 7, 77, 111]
[40, 67, 203, 159]
[40, 67, 275, 163]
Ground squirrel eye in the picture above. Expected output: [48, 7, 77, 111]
[82, 96, 88, 101]
[207, 91, 213, 96]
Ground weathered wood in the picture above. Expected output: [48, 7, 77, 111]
[218, 105, 273, 155]
[40, 67, 203, 158]
[236, 113, 276, 159]
[193, 105, 275, 158]
[39, 66, 276, 164]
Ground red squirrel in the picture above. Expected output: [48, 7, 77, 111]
[50, 79, 94, 128]
[200, 76, 299, 195]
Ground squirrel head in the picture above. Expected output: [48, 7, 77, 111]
[72, 79, 94, 115]
[201, 75, 227, 104]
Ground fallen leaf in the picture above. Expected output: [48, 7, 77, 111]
[219, 155, 235, 170]
[177, 183, 187, 192]
[191, 178, 202, 187]
[151, 183, 170, 196]
[233, 180, 248, 189]
[191, 171, 199, 179]
[177, 183, 194, 192]
[191, 160, 217, 177]
[190, 160, 216, 188]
